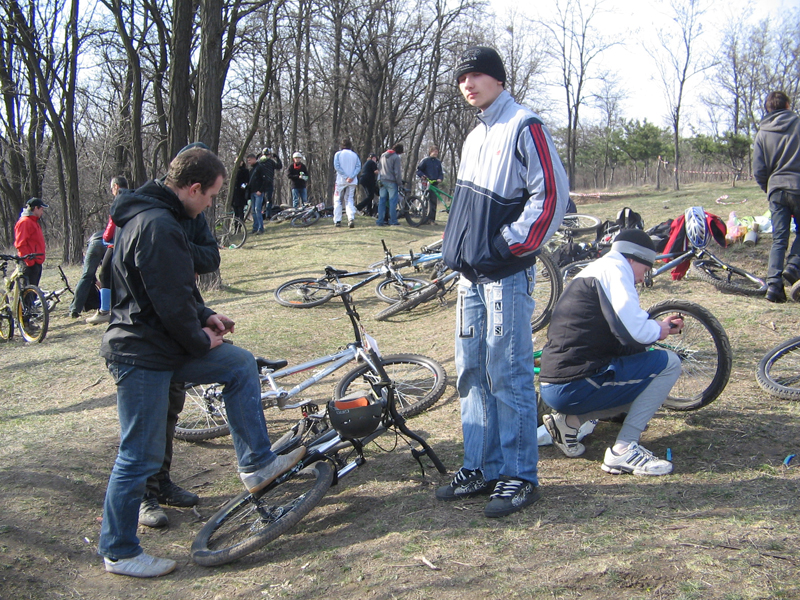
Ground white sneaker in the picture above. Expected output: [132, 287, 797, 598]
[240, 447, 306, 493]
[104, 552, 177, 577]
[86, 310, 110, 325]
[601, 442, 673, 476]
[543, 412, 585, 457]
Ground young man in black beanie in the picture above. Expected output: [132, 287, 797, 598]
[538, 228, 685, 476]
[438, 46, 569, 517]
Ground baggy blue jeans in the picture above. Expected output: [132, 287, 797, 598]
[98, 342, 275, 560]
[455, 267, 539, 485]
[767, 189, 800, 284]
[377, 181, 399, 225]
[252, 192, 264, 232]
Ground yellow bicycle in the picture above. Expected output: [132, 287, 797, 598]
[0, 253, 49, 343]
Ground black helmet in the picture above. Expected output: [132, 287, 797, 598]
[328, 392, 384, 439]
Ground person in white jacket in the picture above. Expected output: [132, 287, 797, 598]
[332, 138, 361, 228]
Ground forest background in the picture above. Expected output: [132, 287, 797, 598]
[0, 0, 798, 264]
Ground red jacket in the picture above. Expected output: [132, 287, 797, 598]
[662, 211, 727, 280]
[102, 216, 116, 244]
[14, 213, 45, 266]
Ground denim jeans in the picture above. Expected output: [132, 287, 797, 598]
[70, 235, 105, 314]
[767, 189, 800, 284]
[377, 181, 399, 225]
[291, 187, 307, 208]
[455, 267, 539, 484]
[98, 342, 276, 560]
[252, 192, 264, 232]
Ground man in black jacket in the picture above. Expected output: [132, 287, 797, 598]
[98, 147, 303, 578]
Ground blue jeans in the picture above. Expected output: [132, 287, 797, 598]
[252, 192, 264, 232]
[767, 189, 800, 284]
[377, 181, 399, 225]
[292, 187, 307, 208]
[70, 235, 105, 314]
[455, 267, 539, 484]
[98, 343, 276, 560]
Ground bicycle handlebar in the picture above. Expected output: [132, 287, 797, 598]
[0, 253, 43, 262]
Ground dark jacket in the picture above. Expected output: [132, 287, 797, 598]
[416, 156, 443, 182]
[233, 164, 250, 206]
[753, 109, 800, 195]
[286, 162, 309, 189]
[100, 180, 215, 370]
[359, 159, 378, 189]
[182, 211, 220, 275]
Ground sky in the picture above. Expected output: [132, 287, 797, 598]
[487, 0, 799, 132]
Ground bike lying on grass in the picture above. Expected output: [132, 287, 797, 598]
[39, 265, 74, 312]
[756, 336, 800, 401]
[190, 291, 448, 566]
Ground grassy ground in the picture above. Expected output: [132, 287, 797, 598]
[1, 181, 798, 599]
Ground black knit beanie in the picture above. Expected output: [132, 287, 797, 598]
[454, 46, 507, 84]
[612, 228, 657, 267]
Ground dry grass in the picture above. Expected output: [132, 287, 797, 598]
[1, 180, 798, 599]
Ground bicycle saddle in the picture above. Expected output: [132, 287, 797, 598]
[256, 357, 288, 371]
[323, 266, 350, 276]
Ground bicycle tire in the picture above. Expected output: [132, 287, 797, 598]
[174, 383, 230, 441]
[274, 278, 335, 308]
[17, 286, 48, 343]
[756, 336, 800, 401]
[214, 216, 247, 249]
[559, 214, 602, 236]
[334, 353, 447, 417]
[531, 251, 562, 333]
[290, 210, 320, 228]
[404, 195, 428, 227]
[191, 461, 334, 567]
[691, 258, 767, 296]
[374, 276, 429, 303]
[646, 299, 732, 411]
[0, 302, 13, 341]
[374, 283, 440, 321]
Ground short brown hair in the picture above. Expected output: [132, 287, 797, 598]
[765, 91, 790, 113]
[165, 148, 227, 192]
[341, 138, 352, 149]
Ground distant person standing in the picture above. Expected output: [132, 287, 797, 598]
[416, 145, 444, 224]
[247, 153, 267, 234]
[260, 148, 283, 219]
[14, 197, 48, 286]
[356, 153, 379, 217]
[332, 138, 361, 228]
[377, 143, 404, 226]
[232, 158, 250, 221]
[753, 91, 800, 303]
[286, 152, 310, 208]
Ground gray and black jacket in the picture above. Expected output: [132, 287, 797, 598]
[753, 109, 800, 195]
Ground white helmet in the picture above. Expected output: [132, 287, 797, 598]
[684, 207, 710, 249]
[292, 151, 304, 159]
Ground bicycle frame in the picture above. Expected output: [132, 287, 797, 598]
[424, 180, 452, 212]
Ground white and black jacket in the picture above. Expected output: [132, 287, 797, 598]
[539, 251, 661, 384]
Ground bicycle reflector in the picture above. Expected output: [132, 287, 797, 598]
[328, 391, 384, 438]
[685, 206, 710, 249]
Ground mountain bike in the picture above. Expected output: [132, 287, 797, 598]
[756, 336, 800, 400]
[289, 201, 326, 228]
[39, 265, 74, 312]
[274, 241, 430, 307]
[189, 292, 448, 567]
[0, 254, 49, 343]
[175, 292, 447, 441]
[213, 214, 248, 249]
[395, 183, 428, 227]
[412, 179, 453, 225]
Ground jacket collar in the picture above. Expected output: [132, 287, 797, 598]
[476, 89, 513, 127]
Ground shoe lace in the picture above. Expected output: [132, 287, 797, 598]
[624, 443, 658, 465]
[491, 478, 524, 499]
[141, 496, 160, 510]
[452, 468, 479, 485]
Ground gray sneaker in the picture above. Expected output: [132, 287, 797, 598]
[435, 467, 495, 501]
[104, 552, 176, 578]
[138, 496, 168, 528]
[240, 447, 306, 494]
[543, 412, 586, 457]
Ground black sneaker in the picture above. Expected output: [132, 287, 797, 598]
[138, 495, 168, 528]
[435, 468, 495, 501]
[157, 479, 199, 507]
[334, 221, 341, 228]
[783, 264, 800, 286]
[484, 477, 541, 518]
[766, 283, 787, 303]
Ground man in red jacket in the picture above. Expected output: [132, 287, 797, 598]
[14, 197, 48, 286]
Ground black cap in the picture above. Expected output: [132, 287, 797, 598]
[454, 46, 507, 84]
[27, 198, 49, 209]
[612, 228, 657, 267]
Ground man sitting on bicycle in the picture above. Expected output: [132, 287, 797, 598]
[416, 145, 443, 224]
[97, 147, 304, 578]
[539, 229, 683, 476]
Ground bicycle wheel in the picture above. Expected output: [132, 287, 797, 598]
[290, 209, 320, 228]
[756, 336, 800, 400]
[374, 283, 440, 321]
[191, 461, 334, 567]
[174, 383, 230, 441]
[334, 353, 447, 417]
[560, 259, 594, 285]
[559, 214, 602, 236]
[691, 257, 767, 296]
[274, 278, 335, 308]
[17, 286, 48, 343]
[646, 299, 732, 411]
[404, 195, 428, 227]
[0, 302, 13, 341]
[374, 276, 429, 303]
[214, 216, 247, 249]
[531, 251, 562, 333]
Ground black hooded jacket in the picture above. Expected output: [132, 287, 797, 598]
[99, 180, 215, 370]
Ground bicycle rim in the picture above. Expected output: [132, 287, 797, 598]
[17, 286, 48, 343]
[215, 216, 247, 249]
[174, 383, 231, 440]
[191, 461, 333, 566]
[531, 251, 562, 333]
[646, 299, 732, 410]
[691, 258, 767, 296]
[0, 304, 13, 341]
[274, 278, 335, 308]
[559, 214, 602, 235]
[756, 336, 800, 400]
[374, 276, 430, 303]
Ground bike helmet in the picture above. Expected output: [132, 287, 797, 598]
[328, 391, 384, 439]
[292, 151, 304, 159]
[684, 206, 710, 249]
